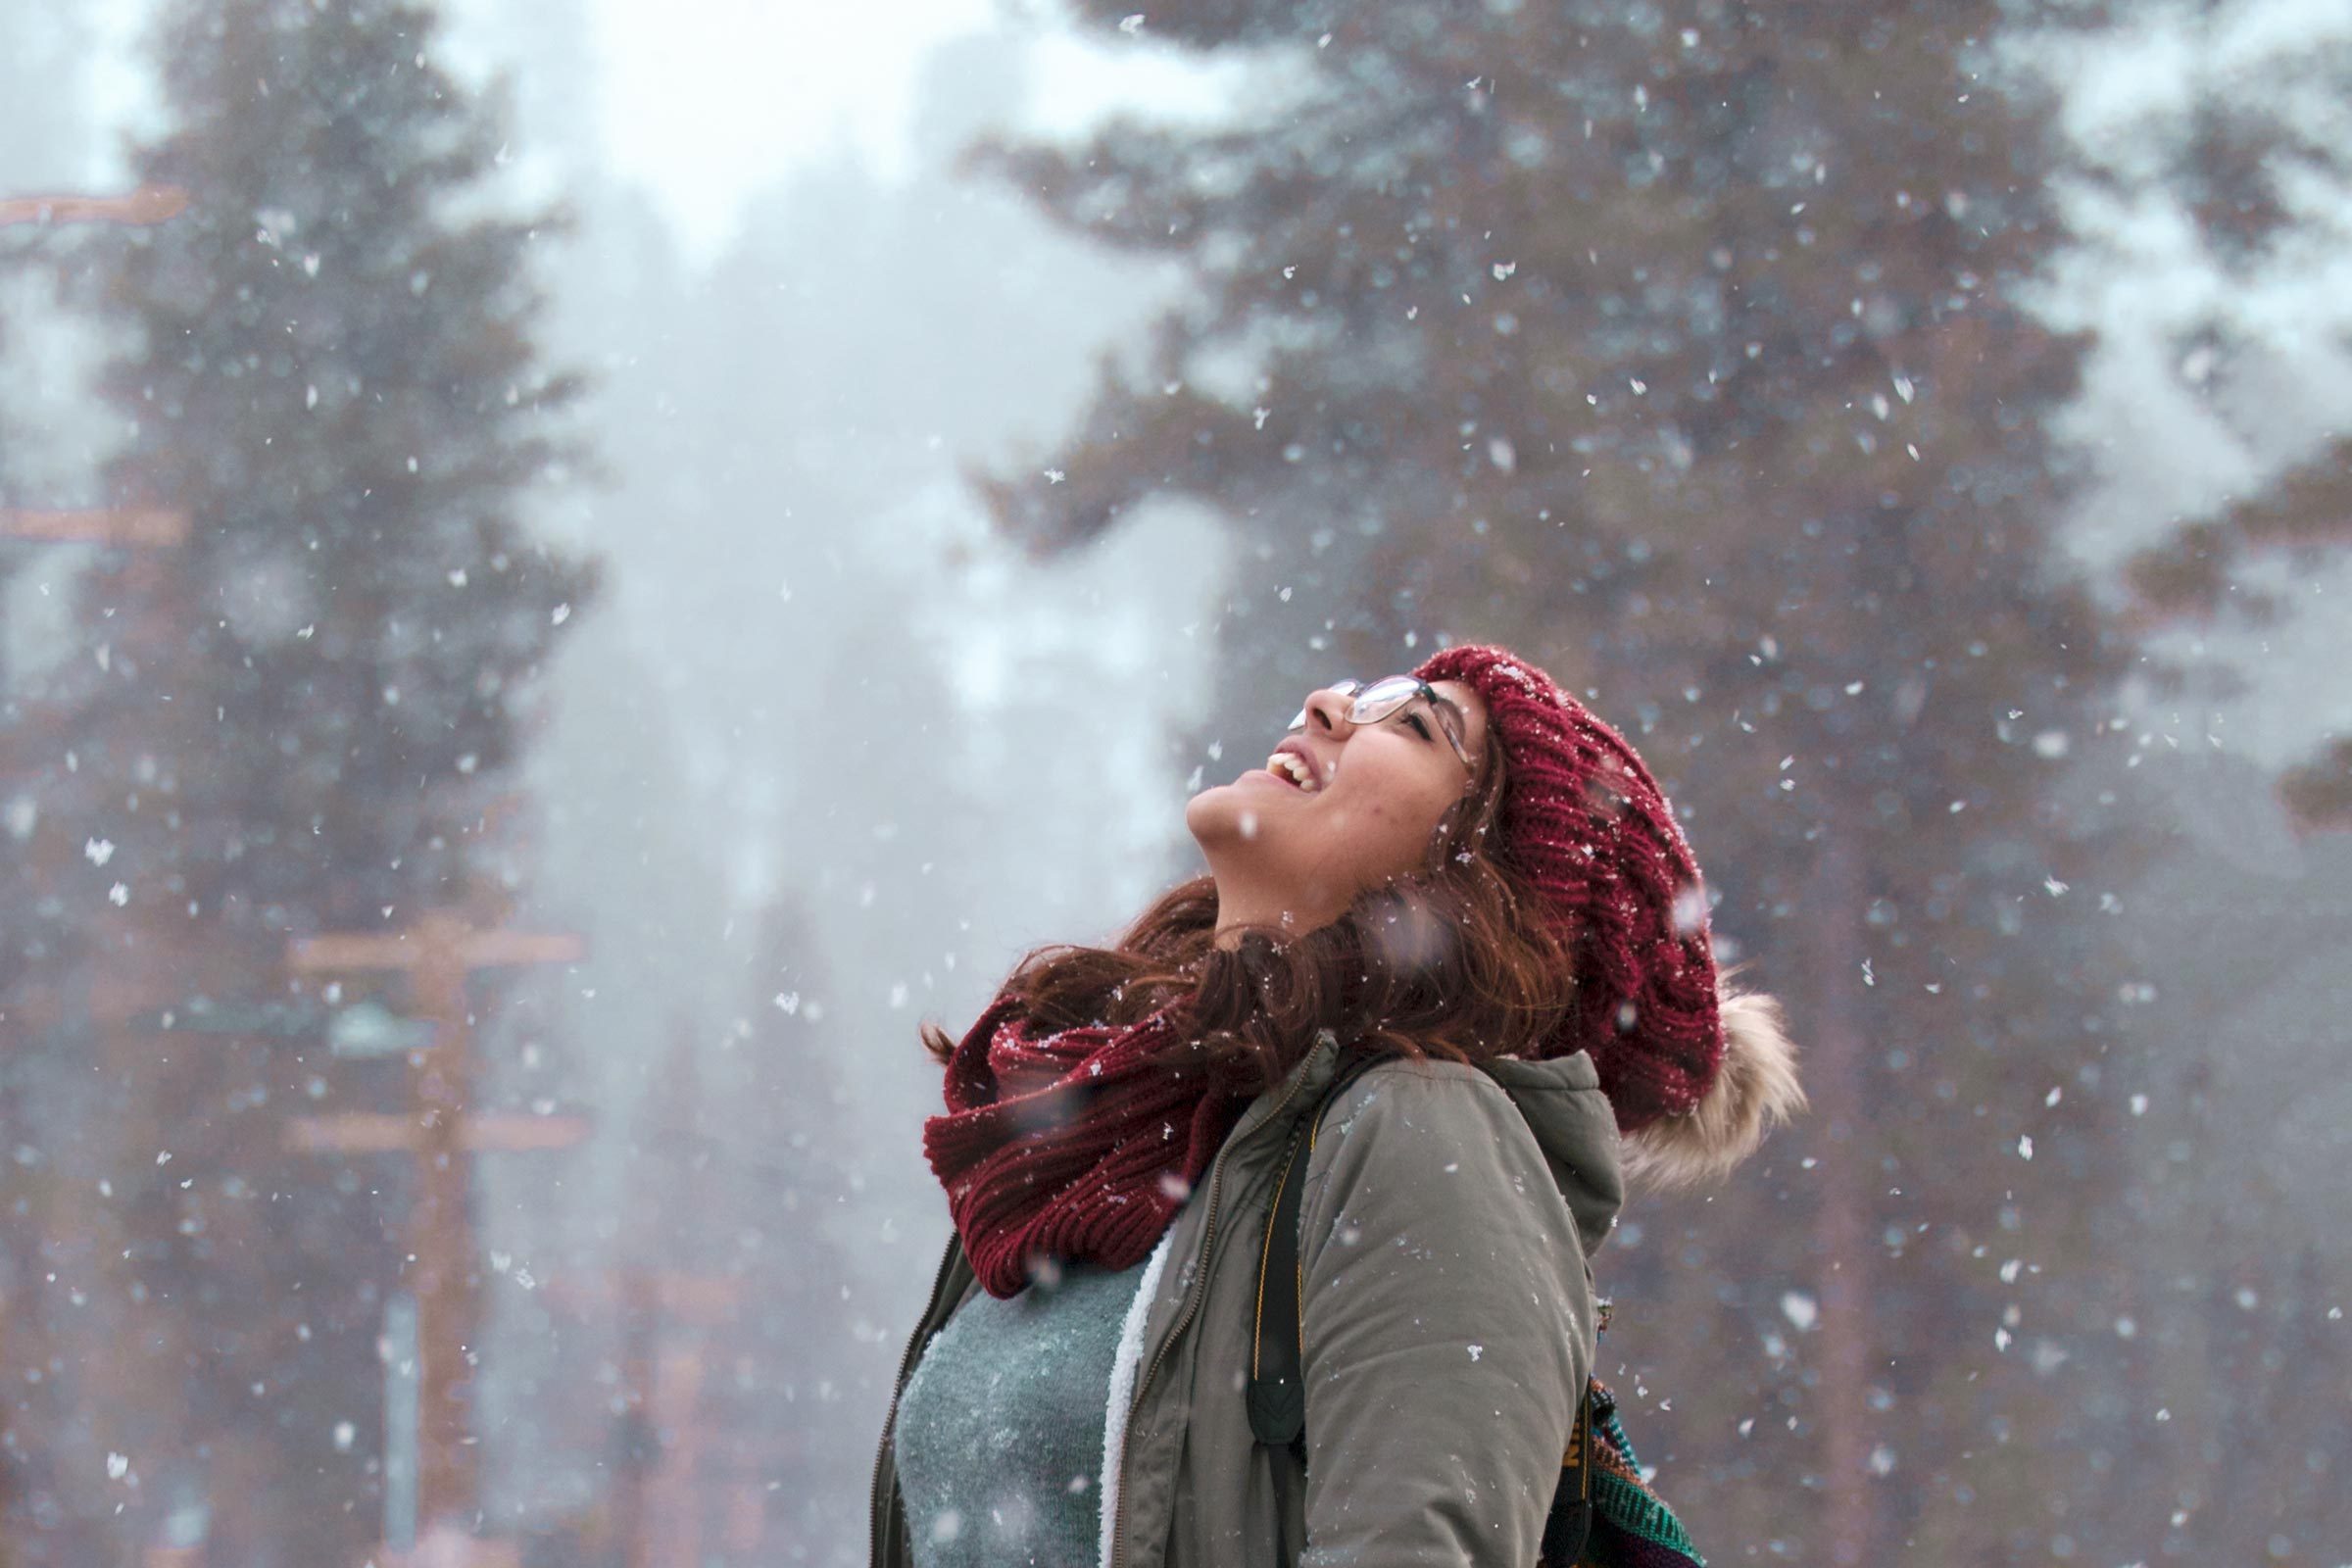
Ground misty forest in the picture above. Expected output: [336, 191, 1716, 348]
[1, 0, 2347, 1564]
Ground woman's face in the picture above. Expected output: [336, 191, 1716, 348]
[1187, 676, 1492, 943]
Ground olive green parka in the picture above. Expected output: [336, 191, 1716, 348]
[872, 1030, 1625, 1568]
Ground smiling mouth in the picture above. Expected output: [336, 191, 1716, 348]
[1263, 751, 1321, 793]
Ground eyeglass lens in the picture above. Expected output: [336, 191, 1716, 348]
[1287, 676, 1447, 737]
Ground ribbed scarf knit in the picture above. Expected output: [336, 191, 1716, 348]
[923, 993, 1254, 1298]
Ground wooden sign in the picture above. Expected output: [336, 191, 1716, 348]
[0, 508, 189, 547]
[0, 185, 189, 227]
[284, 1111, 590, 1155]
[281, 907, 588, 1536]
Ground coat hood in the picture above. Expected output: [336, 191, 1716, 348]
[1476, 1050, 1627, 1259]
[1267, 1033, 1626, 1262]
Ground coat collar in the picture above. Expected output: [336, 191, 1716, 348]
[1242, 1031, 1625, 1260]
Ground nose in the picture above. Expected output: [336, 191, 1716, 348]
[1296, 685, 1357, 737]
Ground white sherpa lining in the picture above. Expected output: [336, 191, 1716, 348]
[1097, 1230, 1174, 1568]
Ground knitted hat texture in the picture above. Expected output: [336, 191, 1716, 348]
[1411, 644, 1726, 1135]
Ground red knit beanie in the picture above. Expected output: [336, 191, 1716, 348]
[1412, 644, 1803, 1185]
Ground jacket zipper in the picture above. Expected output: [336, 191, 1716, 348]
[1107, 1059, 1322, 1568]
[869, 1235, 966, 1564]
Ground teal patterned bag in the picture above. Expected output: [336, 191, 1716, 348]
[1561, 1339, 1706, 1565]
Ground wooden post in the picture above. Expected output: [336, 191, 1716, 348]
[283, 910, 586, 1542]
[0, 509, 191, 778]
[644, 1343, 708, 1568]
[1, 168, 190, 685]
[541, 1271, 743, 1568]
[0, 170, 190, 686]
[0, 498, 201, 1543]
[1805, 822, 1873, 1562]
[1, 172, 188, 671]
[0, 504, 189, 693]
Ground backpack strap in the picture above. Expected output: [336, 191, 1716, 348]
[1542, 1385, 1595, 1567]
[1245, 1048, 1386, 1451]
[1247, 1051, 1596, 1567]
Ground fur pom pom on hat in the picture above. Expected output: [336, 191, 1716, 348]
[1411, 644, 1805, 1187]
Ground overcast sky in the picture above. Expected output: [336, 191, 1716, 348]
[590, 0, 1246, 261]
[591, 0, 994, 251]
[78, 0, 1242, 265]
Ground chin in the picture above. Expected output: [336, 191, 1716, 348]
[1184, 781, 1239, 844]
[1184, 776, 1274, 849]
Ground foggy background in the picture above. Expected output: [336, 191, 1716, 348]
[2, 0, 2346, 1564]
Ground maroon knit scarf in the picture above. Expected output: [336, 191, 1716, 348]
[923, 993, 1254, 1298]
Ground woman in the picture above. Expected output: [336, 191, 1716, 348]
[871, 643, 1804, 1568]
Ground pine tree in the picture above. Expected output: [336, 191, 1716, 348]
[0, 0, 106, 1077]
[18, 0, 602, 1558]
[2, 17, 137, 1561]
[714, 893, 863, 1557]
[2011, 15, 2352, 1555]
[2031, 3, 2352, 823]
[976, 4, 2143, 1557]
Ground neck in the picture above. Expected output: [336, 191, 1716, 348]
[1207, 871, 1347, 951]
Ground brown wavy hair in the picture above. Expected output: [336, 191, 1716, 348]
[922, 734, 1581, 1094]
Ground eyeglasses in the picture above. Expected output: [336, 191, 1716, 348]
[1287, 676, 1476, 773]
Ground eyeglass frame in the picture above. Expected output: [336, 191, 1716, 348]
[1287, 676, 1477, 773]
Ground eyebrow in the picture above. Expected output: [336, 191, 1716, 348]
[1428, 693, 1470, 742]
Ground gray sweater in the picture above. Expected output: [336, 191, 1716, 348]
[894, 1256, 1151, 1568]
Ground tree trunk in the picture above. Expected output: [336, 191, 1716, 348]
[1804, 828, 1875, 1564]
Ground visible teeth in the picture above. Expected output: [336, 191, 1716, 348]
[1269, 753, 1318, 791]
